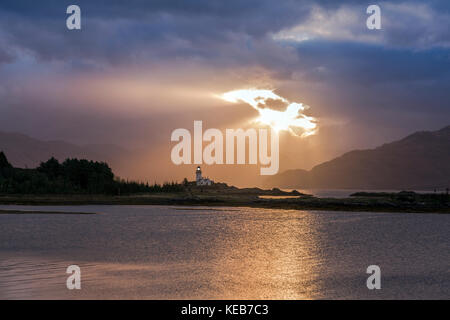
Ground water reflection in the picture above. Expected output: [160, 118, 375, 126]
[205, 210, 324, 299]
[0, 205, 448, 299]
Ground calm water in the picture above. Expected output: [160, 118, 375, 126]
[0, 205, 448, 299]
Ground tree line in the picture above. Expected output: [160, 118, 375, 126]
[0, 152, 184, 195]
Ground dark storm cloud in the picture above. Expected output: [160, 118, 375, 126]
[288, 39, 450, 126]
[294, 40, 450, 86]
[0, 0, 311, 66]
[0, 0, 377, 69]
[382, 2, 450, 48]
[0, 48, 14, 65]
[0, 0, 448, 70]
[273, 1, 450, 50]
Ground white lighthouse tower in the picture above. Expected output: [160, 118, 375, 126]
[196, 166, 202, 183]
[195, 166, 213, 186]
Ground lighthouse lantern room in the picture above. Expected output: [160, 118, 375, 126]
[195, 166, 213, 186]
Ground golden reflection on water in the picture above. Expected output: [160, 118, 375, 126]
[0, 208, 325, 299]
[1, 206, 449, 299]
[207, 209, 324, 299]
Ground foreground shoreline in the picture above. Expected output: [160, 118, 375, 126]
[0, 208, 96, 215]
[0, 192, 449, 214]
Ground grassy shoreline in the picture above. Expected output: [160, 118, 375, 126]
[0, 192, 449, 214]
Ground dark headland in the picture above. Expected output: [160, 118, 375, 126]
[0, 186, 449, 214]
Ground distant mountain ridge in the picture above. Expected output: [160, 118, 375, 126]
[0, 131, 128, 171]
[265, 126, 450, 190]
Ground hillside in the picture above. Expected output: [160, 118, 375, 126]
[0, 131, 127, 170]
[265, 126, 450, 190]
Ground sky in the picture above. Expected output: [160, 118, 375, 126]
[0, 0, 449, 186]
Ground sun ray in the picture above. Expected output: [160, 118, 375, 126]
[220, 89, 317, 137]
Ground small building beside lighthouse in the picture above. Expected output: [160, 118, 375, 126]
[196, 166, 213, 186]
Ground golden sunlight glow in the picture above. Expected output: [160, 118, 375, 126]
[220, 89, 317, 137]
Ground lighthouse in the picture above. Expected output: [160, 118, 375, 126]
[195, 166, 213, 186]
[196, 166, 202, 183]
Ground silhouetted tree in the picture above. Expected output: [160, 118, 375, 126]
[0, 152, 184, 195]
[0, 152, 12, 169]
[38, 157, 61, 179]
